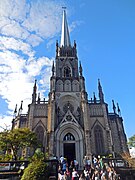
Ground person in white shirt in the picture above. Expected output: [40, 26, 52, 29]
[72, 168, 79, 180]
[58, 171, 64, 180]
[84, 167, 89, 179]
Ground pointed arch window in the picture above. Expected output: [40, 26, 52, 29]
[72, 80, 80, 91]
[64, 66, 71, 77]
[94, 125, 104, 154]
[56, 80, 63, 91]
[35, 126, 44, 145]
[63, 133, 75, 141]
[64, 80, 71, 91]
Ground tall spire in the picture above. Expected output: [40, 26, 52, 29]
[98, 79, 104, 103]
[60, 9, 71, 47]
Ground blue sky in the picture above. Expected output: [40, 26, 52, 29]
[0, 0, 135, 138]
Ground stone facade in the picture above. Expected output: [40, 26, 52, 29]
[12, 10, 128, 169]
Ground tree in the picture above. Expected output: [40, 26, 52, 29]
[21, 160, 48, 180]
[0, 128, 39, 160]
[128, 134, 135, 148]
[21, 149, 49, 180]
[121, 152, 135, 168]
[121, 135, 135, 168]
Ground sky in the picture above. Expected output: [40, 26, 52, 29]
[0, 0, 135, 138]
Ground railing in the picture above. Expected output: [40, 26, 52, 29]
[35, 100, 48, 104]
[0, 160, 29, 179]
[102, 158, 128, 168]
[88, 100, 101, 104]
[0, 159, 58, 179]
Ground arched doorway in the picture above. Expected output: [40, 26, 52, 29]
[55, 122, 84, 169]
[63, 133, 75, 164]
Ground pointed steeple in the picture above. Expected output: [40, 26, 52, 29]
[18, 101, 23, 115]
[32, 80, 37, 103]
[20, 100, 23, 110]
[52, 61, 55, 76]
[13, 104, 17, 118]
[117, 103, 121, 116]
[93, 92, 97, 103]
[14, 104, 17, 114]
[37, 93, 40, 104]
[79, 61, 83, 76]
[112, 100, 116, 114]
[60, 9, 71, 47]
[98, 79, 104, 103]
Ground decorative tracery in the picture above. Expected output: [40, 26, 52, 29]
[63, 102, 74, 113]
[35, 126, 44, 144]
[63, 133, 75, 141]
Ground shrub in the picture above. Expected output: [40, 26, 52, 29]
[21, 160, 49, 180]
[0, 154, 13, 161]
[121, 152, 135, 168]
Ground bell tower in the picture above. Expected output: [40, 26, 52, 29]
[48, 10, 89, 167]
[49, 9, 87, 95]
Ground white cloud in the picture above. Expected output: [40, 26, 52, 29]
[1, 20, 30, 40]
[0, 50, 52, 114]
[0, 0, 64, 46]
[69, 21, 83, 33]
[0, 0, 73, 129]
[26, 56, 52, 76]
[0, 114, 12, 131]
[0, 0, 28, 20]
[0, 36, 34, 57]
[0, 50, 26, 73]
[26, 34, 43, 47]
[22, 1, 62, 39]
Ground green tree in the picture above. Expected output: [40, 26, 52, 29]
[21, 160, 48, 180]
[121, 134, 135, 168]
[21, 149, 49, 180]
[0, 128, 39, 160]
[128, 134, 135, 148]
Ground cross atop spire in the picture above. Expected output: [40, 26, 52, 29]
[60, 9, 71, 47]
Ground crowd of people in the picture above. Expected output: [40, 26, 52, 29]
[58, 155, 121, 180]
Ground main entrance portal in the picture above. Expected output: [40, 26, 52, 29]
[55, 126, 84, 169]
[64, 143, 75, 164]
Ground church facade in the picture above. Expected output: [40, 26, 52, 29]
[12, 10, 128, 168]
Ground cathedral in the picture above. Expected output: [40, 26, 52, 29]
[12, 10, 128, 168]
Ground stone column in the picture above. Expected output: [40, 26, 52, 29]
[82, 99, 92, 161]
[47, 92, 55, 156]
